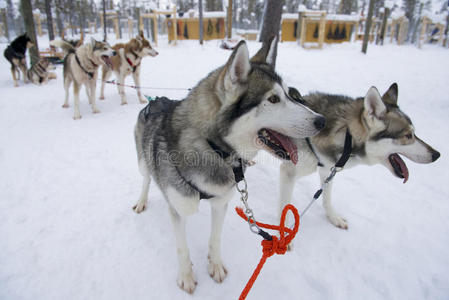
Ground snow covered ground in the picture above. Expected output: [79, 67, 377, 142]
[1, 35, 449, 300]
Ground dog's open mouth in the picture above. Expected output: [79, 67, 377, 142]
[101, 55, 113, 68]
[258, 129, 298, 165]
[388, 153, 409, 183]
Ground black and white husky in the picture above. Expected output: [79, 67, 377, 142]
[132, 39, 325, 293]
[279, 83, 440, 230]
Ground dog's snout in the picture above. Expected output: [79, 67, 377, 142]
[313, 116, 326, 130]
[432, 150, 440, 162]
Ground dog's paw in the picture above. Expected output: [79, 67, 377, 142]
[207, 258, 227, 283]
[99, 95, 105, 100]
[287, 243, 294, 252]
[73, 115, 82, 120]
[62, 103, 69, 108]
[327, 214, 348, 230]
[121, 101, 128, 105]
[14, 83, 19, 87]
[92, 108, 100, 114]
[177, 271, 197, 294]
[132, 203, 146, 213]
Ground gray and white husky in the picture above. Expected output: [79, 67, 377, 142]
[50, 38, 116, 120]
[279, 83, 440, 230]
[26, 58, 57, 85]
[133, 39, 325, 293]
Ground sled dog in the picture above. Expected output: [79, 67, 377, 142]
[99, 30, 158, 105]
[27, 58, 57, 85]
[4, 33, 34, 87]
[133, 38, 325, 293]
[279, 83, 440, 229]
[50, 38, 116, 119]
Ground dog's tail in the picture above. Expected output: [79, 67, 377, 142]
[50, 39, 76, 55]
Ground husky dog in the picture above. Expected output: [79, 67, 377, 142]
[50, 38, 116, 120]
[99, 30, 158, 105]
[27, 58, 57, 85]
[279, 83, 440, 230]
[132, 39, 325, 293]
[4, 33, 34, 87]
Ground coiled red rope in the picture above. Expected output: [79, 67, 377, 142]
[235, 204, 300, 300]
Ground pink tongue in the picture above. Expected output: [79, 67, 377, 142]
[269, 130, 298, 165]
[393, 154, 409, 183]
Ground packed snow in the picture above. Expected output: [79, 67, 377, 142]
[1, 35, 448, 300]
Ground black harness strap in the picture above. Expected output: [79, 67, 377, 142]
[309, 129, 353, 203]
[75, 54, 94, 79]
[335, 129, 353, 168]
[207, 140, 245, 183]
[305, 137, 324, 167]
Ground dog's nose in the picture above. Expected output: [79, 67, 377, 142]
[112, 51, 117, 56]
[155, 51, 159, 56]
[313, 116, 326, 130]
[432, 150, 440, 162]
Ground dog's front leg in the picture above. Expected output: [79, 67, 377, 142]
[20, 60, 27, 84]
[73, 81, 82, 120]
[132, 68, 147, 104]
[11, 67, 18, 87]
[167, 188, 199, 293]
[99, 66, 109, 100]
[117, 73, 128, 105]
[208, 195, 230, 283]
[319, 168, 348, 229]
[88, 80, 100, 114]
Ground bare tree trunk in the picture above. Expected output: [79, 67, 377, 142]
[411, 3, 423, 44]
[259, 0, 283, 43]
[361, 0, 375, 54]
[20, 0, 39, 65]
[199, 0, 203, 45]
[44, 0, 54, 41]
[1, 9, 9, 42]
[227, 0, 232, 38]
[54, 0, 63, 38]
[376, 7, 389, 45]
[102, 0, 107, 41]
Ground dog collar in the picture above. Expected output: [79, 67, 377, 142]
[89, 59, 98, 68]
[75, 54, 94, 79]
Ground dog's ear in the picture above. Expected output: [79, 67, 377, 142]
[288, 87, 303, 102]
[364, 86, 386, 119]
[90, 37, 97, 47]
[382, 83, 398, 106]
[224, 41, 250, 87]
[250, 35, 278, 68]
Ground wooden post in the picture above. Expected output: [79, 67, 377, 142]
[199, 0, 203, 45]
[173, 7, 177, 45]
[318, 12, 326, 49]
[362, 0, 375, 54]
[418, 17, 428, 48]
[227, 0, 232, 38]
[153, 15, 158, 46]
[300, 16, 307, 47]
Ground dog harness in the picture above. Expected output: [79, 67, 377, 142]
[74, 54, 95, 79]
[306, 129, 352, 169]
[126, 51, 141, 73]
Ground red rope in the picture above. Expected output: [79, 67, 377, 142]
[235, 204, 300, 300]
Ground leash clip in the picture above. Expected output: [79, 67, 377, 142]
[236, 178, 262, 235]
[324, 166, 342, 184]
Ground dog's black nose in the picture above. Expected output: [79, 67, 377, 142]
[432, 150, 440, 162]
[112, 51, 117, 56]
[313, 116, 326, 130]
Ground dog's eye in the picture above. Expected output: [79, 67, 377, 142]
[268, 95, 280, 104]
[405, 133, 413, 139]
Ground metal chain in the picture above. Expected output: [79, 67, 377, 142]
[236, 178, 262, 235]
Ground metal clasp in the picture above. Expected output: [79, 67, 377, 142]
[236, 178, 262, 235]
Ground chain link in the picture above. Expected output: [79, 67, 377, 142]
[236, 178, 262, 235]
